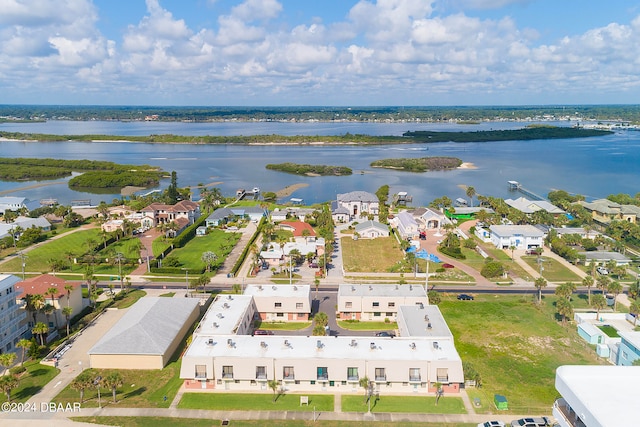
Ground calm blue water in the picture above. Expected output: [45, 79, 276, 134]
[0, 120, 636, 206]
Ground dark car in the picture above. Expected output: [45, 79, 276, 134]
[375, 331, 395, 337]
[457, 294, 474, 301]
[253, 330, 274, 336]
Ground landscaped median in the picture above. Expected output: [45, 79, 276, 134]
[337, 320, 397, 331]
[178, 392, 334, 412]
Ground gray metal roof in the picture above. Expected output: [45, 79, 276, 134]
[354, 220, 388, 233]
[88, 297, 200, 356]
[337, 191, 378, 203]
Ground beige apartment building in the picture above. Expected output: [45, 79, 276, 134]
[337, 284, 429, 321]
[244, 284, 311, 321]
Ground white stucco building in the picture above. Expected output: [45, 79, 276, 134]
[489, 224, 545, 249]
[0, 275, 27, 354]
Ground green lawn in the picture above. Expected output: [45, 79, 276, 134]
[72, 416, 475, 427]
[152, 237, 171, 258]
[337, 320, 398, 331]
[522, 256, 581, 282]
[456, 245, 533, 282]
[170, 230, 241, 270]
[598, 325, 620, 337]
[178, 392, 334, 412]
[98, 237, 142, 260]
[0, 360, 60, 404]
[54, 359, 183, 408]
[0, 228, 102, 273]
[256, 321, 312, 330]
[110, 289, 147, 309]
[341, 394, 466, 414]
[440, 294, 604, 414]
[341, 237, 405, 272]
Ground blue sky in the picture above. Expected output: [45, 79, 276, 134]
[2, 0, 640, 106]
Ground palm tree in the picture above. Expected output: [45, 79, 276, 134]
[555, 282, 577, 300]
[466, 186, 476, 207]
[591, 294, 607, 320]
[0, 375, 19, 403]
[556, 298, 574, 325]
[0, 352, 16, 376]
[359, 376, 371, 404]
[607, 281, 623, 311]
[201, 251, 218, 273]
[43, 304, 55, 332]
[509, 245, 516, 261]
[70, 371, 93, 403]
[596, 275, 610, 294]
[32, 322, 48, 346]
[62, 306, 73, 337]
[45, 287, 61, 331]
[582, 276, 595, 305]
[534, 277, 547, 304]
[64, 284, 74, 308]
[16, 338, 31, 367]
[24, 293, 45, 326]
[103, 372, 124, 403]
[268, 379, 279, 403]
[630, 300, 640, 326]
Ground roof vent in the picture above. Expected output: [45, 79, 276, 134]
[213, 322, 219, 328]
[351, 286, 355, 292]
[410, 342, 416, 350]
[207, 338, 214, 345]
[293, 285, 298, 291]
[227, 295, 233, 300]
[350, 339, 357, 347]
[370, 342, 376, 350]
[272, 285, 277, 290]
[424, 315, 429, 322]
[433, 341, 439, 350]
[258, 285, 263, 291]
[223, 303, 230, 309]
[410, 284, 413, 290]
[395, 285, 399, 290]
[316, 340, 323, 349]
[419, 303, 424, 309]
[217, 313, 224, 319]
[227, 339, 235, 348]
[427, 322, 432, 330]
[284, 339, 291, 348]
[260, 341, 267, 349]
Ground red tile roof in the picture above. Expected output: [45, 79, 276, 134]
[279, 221, 316, 237]
[16, 274, 81, 299]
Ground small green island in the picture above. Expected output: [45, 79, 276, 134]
[402, 125, 611, 142]
[266, 162, 353, 176]
[371, 156, 462, 172]
[0, 157, 164, 190]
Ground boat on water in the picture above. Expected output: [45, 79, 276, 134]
[252, 187, 260, 193]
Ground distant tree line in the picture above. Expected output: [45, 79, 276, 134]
[403, 126, 611, 143]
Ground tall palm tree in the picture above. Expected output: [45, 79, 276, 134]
[42, 304, 55, 331]
[607, 281, 623, 311]
[0, 353, 16, 376]
[16, 338, 31, 366]
[62, 306, 73, 337]
[556, 298, 574, 325]
[46, 287, 60, 331]
[24, 293, 45, 326]
[32, 322, 48, 346]
[582, 276, 595, 305]
[103, 372, 124, 403]
[268, 379, 279, 403]
[534, 277, 547, 304]
[64, 284, 74, 308]
[359, 376, 371, 404]
[591, 294, 607, 320]
[555, 282, 577, 300]
[70, 371, 93, 403]
[466, 186, 476, 207]
[0, 376, 19, 403]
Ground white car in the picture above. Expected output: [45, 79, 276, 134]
[478, 422, 505, 427]
[596, 266, 609, 275]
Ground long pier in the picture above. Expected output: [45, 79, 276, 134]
[507, 181, 545, 201]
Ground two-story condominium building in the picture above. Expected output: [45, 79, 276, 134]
[336, 191, 379, 219]
[180, 285, 463, 394]
[0, 274, 27, 354]
[244, 284, 311, 321]
[489, 224, 545, 250]
[337, 284, 429, 321]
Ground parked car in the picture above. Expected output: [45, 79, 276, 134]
[375, 331, 395, 337]
[443, 263, 455, 269]
[253, 330, 274, 336]
[309, 262, 319, 268]
[597, 266, 609, 275]
[457, 294, 474, 301]
[478, 422, 505, 427]
[525, 248, 541, 255]
[510, 417, 550, 427]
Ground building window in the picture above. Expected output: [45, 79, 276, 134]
[373, 312, 381, 317]
[386, 312, 393, 317]
[375, 368, 386, 381]
[276, 312, 284, 317]
[372, 302, 380, 307]
[347, 367, 359, 381]
[317, 367, 328, 381]
[345, 302, 352, 308]
[296, 302, 303, 309]
[256, 366, 267, 380]
[195, 365, 207, 379]
[283, 366, 295, 380]
[388, 302, 395, 308]
[437, 368, 448, 382]
[275, 302, 282, 308]
[622, 351, 628, 360]
[409, 368, 421, 382]
[222, 366, 234, 379]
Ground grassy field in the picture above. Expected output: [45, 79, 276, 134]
[98, 238, 141, 260]
[456, 245, 533, 282]
[170, 230, 241, 270]
[341, 237, 404, 272]
[0, 228, 102, 273]
[337, 320, 398, 331]
[0, 360, 60, 404]
[152, 237, 171, 258]
[71, 416, 476, 427]
[342, 394, 466, 414]
[522, 256, 581, 282]
[54, 359, 183, 408]
[440, 294, 604, 415]
[178, 392, 334, 412]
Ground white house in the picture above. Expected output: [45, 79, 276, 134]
[489, 224, 545, 249]
[0, 216, 51, 240]
[0, 197, 40, 213]
[393, 211, 419, 239]
[331, 201, 350, 223]
[505, 197, 565, 215]
[336, 191, 379, 219]
[354, 220, 389, 239]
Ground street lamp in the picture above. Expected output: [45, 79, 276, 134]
[18, 252, 28, 280]
[182, 268, 189, 297]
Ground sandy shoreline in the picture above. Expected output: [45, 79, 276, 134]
[458, 162, 477, 169]
[0, 180, 68, 196]
[274, 183, 309, 198]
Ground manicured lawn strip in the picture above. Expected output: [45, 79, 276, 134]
[341, 394, 466, 414]
[98, 237, 142, 260]
[0, 360, 59, 404]
[341, 236, 404, 272]
[54, 359, 182, 408]
[71, 416, 476, 427]
[152, 237, 171, 258]
[159, 292, 176, 297]
[337, 321, 398, 331]
[440, 294, 604, 414]
[257, 321, 312, 330]
[170, 230, 241, 270]
[598, 325, 620, 337]
[111, 289, 146, 309]
[178, 392, 334, 411]
[0, 228, 102, 273]
[522, 256, 581, 282]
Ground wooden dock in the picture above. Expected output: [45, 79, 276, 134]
[507, 181, 544, 201]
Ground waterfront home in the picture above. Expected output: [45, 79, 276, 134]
[445, 206, 494, 220]
[577, 199, 640, 225]
[354, 220, 389, 239]
[336, 191, 379, 219]
[505, 196, 565, 216]
[489, 224, 545, 249]
[0, 196, 41, 213]
[279, 221, 316, 238]
[0, 216, 51, 240]
[206, 206, 267, 227]
[142, 200, 200, 228]
[392, 211, 420, 239]
[412, 207, 449, 230]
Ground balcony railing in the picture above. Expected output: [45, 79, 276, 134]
[283, 374, 295, 381]
[436, 376, 448, 382]
[409, 376, 421, 382]
[256, 373, 267, 380]
[375, 375, 386, 382]
[347, 375, 359, 381]
[317, 374, 329, 381]
[553, 398, 587, 427]
[222, 373, 234, 379]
